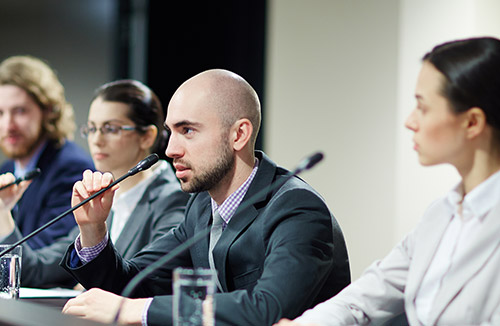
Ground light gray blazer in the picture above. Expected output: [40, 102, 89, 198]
[296, 196, 500, 326]
[2, 162, 190, 288]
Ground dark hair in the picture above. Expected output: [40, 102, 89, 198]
[423, 37, 500, 137]
[92, 79, 167, 159]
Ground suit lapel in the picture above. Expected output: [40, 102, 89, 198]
[192, 201, 212, 267]
[427, 199, 500, 324]
[405, 201, 453, 310]
[212, 152, 277, 292]
[113, 174, 162, 258]
[213, 203, 259, 292]
[114, 197, 153, 258]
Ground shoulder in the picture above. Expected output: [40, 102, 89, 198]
[47, 141, 94, 169]
[256, 151, 329, 211]
[269, 175, 330, 217]
[420, 195, 450, 222]
[0, 159, 14, 174]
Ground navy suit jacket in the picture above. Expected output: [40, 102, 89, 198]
[0, 140, 94, 249]
[62, 151, 350, 326]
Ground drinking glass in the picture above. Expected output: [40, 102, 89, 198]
[173, 267, 216, 326]
[0, 245, 22, 299]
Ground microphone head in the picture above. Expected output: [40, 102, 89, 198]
[128, 154, 159, 176]
[305, 152, 324, 170]
[294, 151, 324, 175]
[18, 168, 41, 183]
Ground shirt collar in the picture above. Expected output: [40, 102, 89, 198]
[446, 169, 500, 221]
[211, 158, 259, 225]
[13, 140, 47, 178]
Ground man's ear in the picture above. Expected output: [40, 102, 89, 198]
[231, 118, 253, 151]
[464, 107, 487, 139]
[140, 125, 158, 150]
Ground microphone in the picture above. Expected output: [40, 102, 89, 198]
[112, 151, 324, 323]
[0, 154, 159, 258]
[0, 168, 41, 191]
[128, 154, 159, 176]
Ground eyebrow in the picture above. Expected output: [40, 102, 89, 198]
[88, 119, 127, 125]
[165, 120, 202, 131]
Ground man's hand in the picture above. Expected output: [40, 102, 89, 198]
[62, 288, 147, 325]
[0, 173, 31, 236]
[72, 170, 118, 247]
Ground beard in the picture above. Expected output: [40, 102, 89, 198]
[0, 132, 43, 159]
[180, 142, 235, 193]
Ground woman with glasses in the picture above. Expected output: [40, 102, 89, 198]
[0, 79, 190, 288]
[276, 37, 500, 326]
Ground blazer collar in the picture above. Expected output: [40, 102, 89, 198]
[112, 171, 167, 257]
[406, 200, 453, 298]
[211, 151, 278, 291]
[426, 198, 500, 324]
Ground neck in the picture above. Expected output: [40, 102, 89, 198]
[457, 148, 500, 195]
[209, 152, 255, 205]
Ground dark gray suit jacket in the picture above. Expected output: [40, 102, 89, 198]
[3, 162, 189, 288]
[62, 152, 350, 325]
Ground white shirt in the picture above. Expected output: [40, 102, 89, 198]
[109, 161, 167, 243]
[415, 169, 500, 324]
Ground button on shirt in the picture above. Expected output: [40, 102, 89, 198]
[415, 169, 500, 325]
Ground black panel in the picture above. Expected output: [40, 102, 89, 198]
[146, 1, 267, 150]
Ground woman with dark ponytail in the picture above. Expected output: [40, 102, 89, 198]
[277, 37, 500, 326]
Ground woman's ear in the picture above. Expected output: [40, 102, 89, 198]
[464, 107, 487, 139]
[231, 118, 253, 152]
[140, 125, 158, 150]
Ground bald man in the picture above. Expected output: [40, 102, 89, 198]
[60, 69, 350, 326]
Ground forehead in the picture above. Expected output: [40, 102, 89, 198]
[415, 62, 446, 100]
[0, 84, 40, 109]
[88, 98, 132, 122]
[165, 85, 220, 128]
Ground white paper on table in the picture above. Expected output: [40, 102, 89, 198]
[19, 287, 82, 299]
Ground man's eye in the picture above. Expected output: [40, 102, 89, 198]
[12, 107, 27, 115]
[183, 127, 194, 135]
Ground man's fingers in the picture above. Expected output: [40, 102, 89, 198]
[0, 173, 15, 187]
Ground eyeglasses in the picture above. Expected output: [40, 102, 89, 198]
[80, 123, 139, 138]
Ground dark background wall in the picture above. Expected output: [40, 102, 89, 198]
[0, 0, 267, 162]
[116, 0, 267, 149]
[0, 0, 117, 157]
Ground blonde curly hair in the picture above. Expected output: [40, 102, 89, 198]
[0, 55, 75, 145]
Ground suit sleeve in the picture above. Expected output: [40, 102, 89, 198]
[295, 231, 414, 325]
[2, 226, 79, 288]
[60, 196, 197, 295]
